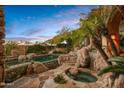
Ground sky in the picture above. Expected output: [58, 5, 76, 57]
[4, 5, 99, 42]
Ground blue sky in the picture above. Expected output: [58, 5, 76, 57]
[4, 5, 99, 42]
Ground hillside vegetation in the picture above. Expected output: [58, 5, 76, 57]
[48, 27, 85, 49]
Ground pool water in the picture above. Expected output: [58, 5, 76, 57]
[32, 55, 58, 62]
[65, 70, 97, 82]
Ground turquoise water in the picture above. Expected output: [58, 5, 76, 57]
[65, 70, 97, 82]
[33, 55, 58, 62]
[6, 55, 59, 67]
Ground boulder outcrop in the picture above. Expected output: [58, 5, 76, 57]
[75, 47, 91, 68]
[26, 62, 48, 75]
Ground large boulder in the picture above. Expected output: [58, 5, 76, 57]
[26, 63, 34, 75]
[26, 62, 48, 75]
[75, 47, 91, 68]
[42, 78, 59, 88]
[26, 53, 36, 61]
[5, 76, 40, 88]
[18, 55, 27, 62]
[91, 51, 108, 71]
[19, 77, 40, 88]
[69, 67, 78, 75]
[33, 62, 48, 74]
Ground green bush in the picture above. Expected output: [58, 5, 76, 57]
[27, 44, 47, 54]
[54, 74, 67, 84]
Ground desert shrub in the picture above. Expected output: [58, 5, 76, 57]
[27, 44, 47, 54]
[54, 74, 67, 84]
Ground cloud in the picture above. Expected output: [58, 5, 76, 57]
[6, 35, 53, 42]
[21, 28, 47, 36]
[54, 5, 96, 19]
[58, 18, 79, 26]
[54, 6, 83, 18]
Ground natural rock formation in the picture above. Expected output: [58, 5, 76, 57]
[33, 62, 48, 74]
[75, 47, 91, 68]
[26, 62, 48, 75]
[5, 63, 114, 88]
[43, 64, 114, 88]
[26, 53, 36, 61]
[58, 53, 77, 66]
[0, 6, 5, 87]
[91, 51, 108, 71]
[5, 76, 40, 88]
[69, 67, 78, 75]
[26, 63, 34, 75]
[18, 55, 27, 62]
[5, 63, 29, 83]
[43, 77, 76, 88]
[113, 74, 124, 88]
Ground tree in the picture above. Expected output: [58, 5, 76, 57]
[27, 44, 47, 54]
[66, 37, 73, 52]
[86, 6, 123, 87]
[95, 6, 119, 57]
[80, 17, 112, 65]
[79, 6, 121, 65]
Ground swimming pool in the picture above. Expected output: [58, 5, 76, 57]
[33, 54, 58, 62]
[5, 54, 59, 67]
[5, 54, 59, 83]
[65, 69, 97, 82]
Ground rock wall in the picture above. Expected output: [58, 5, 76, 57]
[58, 47, 107, 71]
[113, 75, 124, 88]
[58, 53, 77, 66]
[5, 59, 60, 84]
[43, 59, 59, 69]
[90, 51, 108, 71]
[0, 6, 5, 87]
[26, 62, 48, 75]
[76, 47, 91, 68]
[5, 63, 30, 83]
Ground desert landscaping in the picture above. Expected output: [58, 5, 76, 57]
[0, 5, 124, 88]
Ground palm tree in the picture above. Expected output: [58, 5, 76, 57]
[89, 6, 119, 57]
[81, 5, 120, 61]
[80, 13, 112, 65]
[92, 6, 124, 87]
